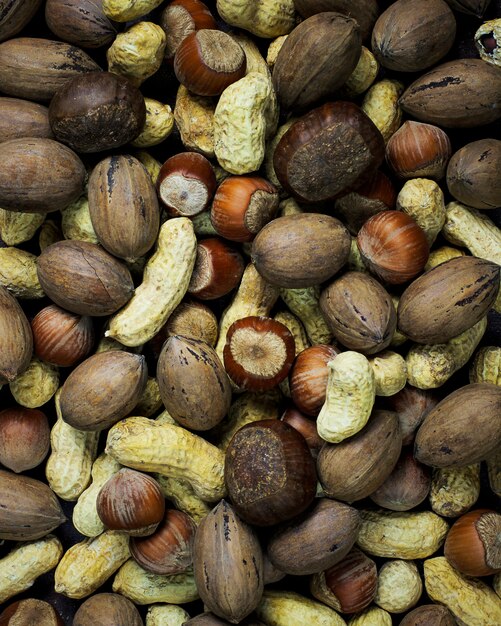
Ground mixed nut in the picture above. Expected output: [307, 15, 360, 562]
[0, 0, 500, 624]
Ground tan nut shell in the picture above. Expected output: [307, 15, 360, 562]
[256, 590, 346, 626]
[0, 284, 32, 384]
[374, 560, 422, 613]
[429, 464, 480, 518]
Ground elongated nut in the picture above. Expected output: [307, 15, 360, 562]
[396, 178, 446, 246]
[430, 464, 481, 518]
[10, 356, 59, 408]
[54, 531, 130, 599]
[256, 590, 346, 626]
[374, 560, 422, 613]
[369, 350, 407, 397]
[216, 0, 296, 38]
[105, 416, 226, 502]
[357, 510, 449, 559]
[361, 79, 404, 142]
[106, 217, 197, 347]
[0, 535, 63, 604]
[279, 286, 333, 345]
[131, 98, 174, 148]
[112, 559, 199, 605]
[317, 352, 376, 444]
[0, 247, 44, 299]
[424, 556, 501, 625]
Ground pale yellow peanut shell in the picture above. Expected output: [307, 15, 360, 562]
[10, 356, 59, 408]
[102, 0, 164, 22]
[424, 557, 501, 625]
[475, 19, 501, 67]
[134, 150, 162, 186]
[112, 559, 199, 605]
[105, 416, 226, 501]
[357, 510, 449, 559]
[216, 0, 296, 38]
[486, 448, 501, 497]
[61, 194, 98, 244]
[192, 211, 218, 237]
[274, 310, 310, 356]
[405, 316, 487, 389]
[317, 351, 376, 443]
[389, 294, 407, 347]
[369, 350, 407, 396]
[132, 98, 174, 148]
[374, 560, 422, 614]
[174, 85, 216, 158]
[424, 245, 465, 271]
[470, 345, 501, 385]
[396, 178, 446, 246]
[46, 389, 99, 501]
[267, 35, 288, 69]
[155, 474, 210, 525]
[256, 590, 347, 626]
[361, 79, 404, 142]
[348, 607, 392, 626]
[0, 209, 44, 246]
[279, 197, 303, 217]
[39, 219, 63, 251]
[348, 237, 368, 273]
[341, 47, 379, 98]
[0, 535, 63, 604]
[429, 464, 480, 518]
[280, 286, 333, 345]
[233, 31, 271, 78]
[264, 118, 296, 192]
[145, 604, 191, 626]
[54, 531, 130, 599]
[0, 247, 44, 298]
[134, 376, 163, 417]
[494, 572, 501, 598]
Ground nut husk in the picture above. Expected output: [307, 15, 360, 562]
[0, 598, 63, 626]
[0, 137, 85, 213]
[397, 255, 500, 344]
[37, 240, 134, 316]
[293, 0, 379, 41]
[0, 37, 101, 101]
[45, 0, 117, 49]
[157, 335, 231, 431]
[59, 351, 147, 431]
[88, 154, 160, 261]
[73, 593, 143, 626]
[193, 499, 264, 624]
[272, 12, 361, 112]
[0, 0, 42, 42]
[0, 285, 33, 384]
[0, 97, 53, 143]
[399, 59, 501, 128]
[0, 469, 66, 540]
[414, 383, 501, 467]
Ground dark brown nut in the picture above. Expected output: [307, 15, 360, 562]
[160, 0, 217, 63]
[73, 593, 143, 626]
[0, 0, 42, 43]
[399, 604, 456, 626]
[414, 383, 501, 468]
[157, 335, 231, 431]
[193, 499, 264, 623]
[49, 72, 146, 153]
[273, 101, 385, 203]
[386, 385, 438, 446]
[444, 0, 490, 16]
[130, 508, 197, 574]
[293, 0, 379, 41]
[399, 59, 501, 128]
[97, 468, 165, 536]
[88, 154, 160, 261]
[0, 137, 85, 213]
[0, 599, 63, 626]
[45, 0, 117, 49]
[59, 351, 148, 431]
[267, 498, 360, 576]
[280, 407, 324, 459]
[272, 12, 361, 112]
[370, 448, 431, 511]
[371, 0, 456, 72]
[0, 37, 100, 101]
[317, 410, 402, 502]
[446, 138, 501, 210]
[225, 419, 317, 526]
[0, 407, 50, 473]
[0, 285, 33, 384]
[36, 240, 135, 317]
[188, 238, 245, 300]
[0, 469, 65, 540]
[0, 97, 53, 143]
[251, 213, 350, 288]
[185, 617, 264, 626]
[397, 256, 500, 344]
[320, 271, 396, 355]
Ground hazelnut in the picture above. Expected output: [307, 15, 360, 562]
[280, 406, 324, 459]
[160, 0, 217, 63]
[0, 407, 50, 473]
[188, 237, 245, 300]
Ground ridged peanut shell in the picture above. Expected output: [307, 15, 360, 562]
[157, 335, 231, 431]
[0, 37, 101, 101]
[0, 0, 42, 42]
[399, 59, 501, 128]
[193, 499, 264, 624]
[59, 351, 148, 431]
[0, 285, 32, 384]
[0, 469, 66, 540]
[294, 0, 379, 41]
[0, 138, 85, 213]
[397, 256, 499, 344]
[272, 12, 361, 112]
[89, 155, 160, 261]
[37, 240, 134, 316]
[251, 213, 350, 288]
[414, 383, 501, 467]
[0, 97, 53, 143]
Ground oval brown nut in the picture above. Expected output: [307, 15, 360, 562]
[397, 255, 499, 344]
[37, 240, 134, 316]
[59, 351, 148, 431]
[73, 592, 142, 626]
[0, 285, 32, 384]
[0, 97, 53, 143]
[251, 213, 350, 288]
[0, 137, 85, 213]
[157, 335, 232, 431]
[399, 59, 501, 128]
[294, 0, 379, 41]
[0, 468, 65, 541]
[415, 383, 501, 468]
[0, 37, 101, 101]
[45, 0, 117, 49]
[0, 0, 42, 43]
[399, 603, 456, 626]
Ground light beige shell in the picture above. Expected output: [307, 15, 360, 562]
[134, 150, 162, 185]
[374, 560, 422, 613]
[102, 0, 163, 22]
[112, 559, 199, 605]
[0, 209, 44, 246]
[216, 0, 296, 38]
[174, 85, 216, 157]
[10, 355, 58, 407]
[61, 194, 98, 244]
[280, 286, 333, 345]
[0, 247, 44, 298]
[341, 47, 379, 97]
[134, 376, 163, 417]
[264, 118, 296, 192]
[348, 607, 392, 626]
[39, 218, 62, 251]
[131, 98, 174, 148]
[475, 19, 501, 67]
[274, 310, 310, 356]
[267, 35, 288, 69]
[155, 474, 210, 524]
[361, 79, 404, 142]
[424, 245, 465, 271]
[369, 350, 407, 396]
[145, 604, 190, 626]
[256, 590, 346, 626]
[429, 464, 480, 518]
[397, 178, 446, 246]
[470, 345, 501, 385]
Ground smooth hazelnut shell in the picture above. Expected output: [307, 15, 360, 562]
[0, 599, 63, 626]
[386, 385, 438, 446]
[0, 407, 50, 473]
[97, 468, 165, 536]
[357, 210, 429, 285]
[160, 0, 217, 62]
[31, 304, 94, 367]
[280, 407, 324, 458]
[399, 604, 456, 626]
[188, 237, 245, 300]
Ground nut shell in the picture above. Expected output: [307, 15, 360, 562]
[293, 0, 379, 41]
[0, 97, 53, 143]
[0, 407, 50, 473]
[0, 0, 42, 43]
[0, 285, 33, 384]
[399, 604, 456, 626]
[45, 0, 117, 49]
[0, 599, 63, 626]
[73, 593, 143, 626]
